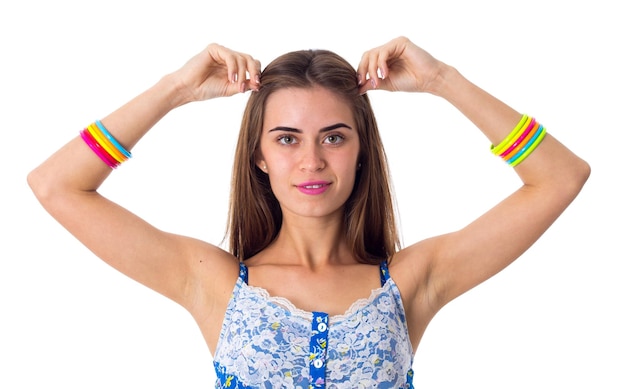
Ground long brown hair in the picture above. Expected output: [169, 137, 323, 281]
[227, 49, 399, 264]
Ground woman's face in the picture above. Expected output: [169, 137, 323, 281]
[257, 86, 360, 221]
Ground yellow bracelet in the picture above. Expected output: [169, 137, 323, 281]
[86, 123, 126, 163]
[510, 126, 547, 167]
[503, 121, 540, 162]
[491, 114, 530, 155]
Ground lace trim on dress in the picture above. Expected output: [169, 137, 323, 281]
[240, 282, 391, 323]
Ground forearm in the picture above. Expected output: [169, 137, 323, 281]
[28, 74, 184, 197]
[429, 64, 590, 193]
[100, 73, 188, 153]
[428, 65, 522, 146]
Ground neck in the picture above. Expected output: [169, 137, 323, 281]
[268, 211, 354, 269]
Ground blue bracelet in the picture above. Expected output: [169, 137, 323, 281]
[95, 120, 132, 159]
[507, 124, 544, 165]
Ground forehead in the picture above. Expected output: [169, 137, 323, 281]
[263, 87, 354, 129]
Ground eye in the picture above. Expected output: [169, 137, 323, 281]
[324, 134, 345, 145]
[278, 135, 297, 145]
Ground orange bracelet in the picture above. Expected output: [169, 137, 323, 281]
[502, 121, 540, 161]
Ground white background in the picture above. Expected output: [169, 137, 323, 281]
[1, 1, 624, 387]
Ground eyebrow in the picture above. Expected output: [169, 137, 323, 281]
[268, 122, 352, 133]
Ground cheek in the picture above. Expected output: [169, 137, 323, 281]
[334, 156, 360, 183]
[264, 157, 293, 193]
[264, 153, 290, 175]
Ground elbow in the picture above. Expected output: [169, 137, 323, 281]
[529, 153, 591, 207]
[558, 156, 591, 203]
[27, 166, 49, 205]
[572, 157, 591, 194]
[27, 165, 61, 209]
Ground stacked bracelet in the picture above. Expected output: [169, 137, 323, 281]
[491, 114, 547, 167]
[80, 120, 132, 168]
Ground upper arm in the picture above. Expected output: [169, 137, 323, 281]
[30, 183, 237, 312]
[394, 135, 590, 315]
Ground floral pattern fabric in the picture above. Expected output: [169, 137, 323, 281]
[309, 311, 329, 387]
[213, 262, 414, 388]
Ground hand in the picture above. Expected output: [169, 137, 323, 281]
[172, 43, 261, 103]
[357, 36, 444, 95]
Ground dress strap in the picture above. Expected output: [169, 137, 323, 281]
[238, 262, 248, 284]
[380, 260, 390, 286]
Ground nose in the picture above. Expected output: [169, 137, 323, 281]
[299, 143, 326, 172]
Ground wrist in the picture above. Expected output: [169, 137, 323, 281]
[156, 73, 194, 109]
[425, 63, 463, 99]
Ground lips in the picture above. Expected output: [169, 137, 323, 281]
[296, 181, 331, 195]
[301, 183, 325, 189]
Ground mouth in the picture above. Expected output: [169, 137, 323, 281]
[296, 181, 331, 195]
[297, 181, 330, 188]
[301, 183, 326, 189]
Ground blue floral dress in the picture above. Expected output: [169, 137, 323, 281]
[213, 261, 414, 388]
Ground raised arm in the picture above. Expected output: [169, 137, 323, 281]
[358, 37, 590, 317]
[27, 44, 261, 312]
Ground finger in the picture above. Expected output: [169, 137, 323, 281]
[357, 52, 377, 93]
[234, 54, 249, 93]
[358, 75, 391, 94]
[357, 48, 381, 86]
[234, 52, 263, 93]
[211, 45, 238, 84]
[358, 81, 373, 95]
[377, 50, 390, 81]
[366, 52, 381, 89]
[245, 57, 262, 91]
[356, 50, 371, 86]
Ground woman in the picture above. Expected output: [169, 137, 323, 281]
[28, 36, 590, 388]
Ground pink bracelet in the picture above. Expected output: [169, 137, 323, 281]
[80, 128, 119, 168]
[498, 118, 536, 158]
[503, 121, 540, 162]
